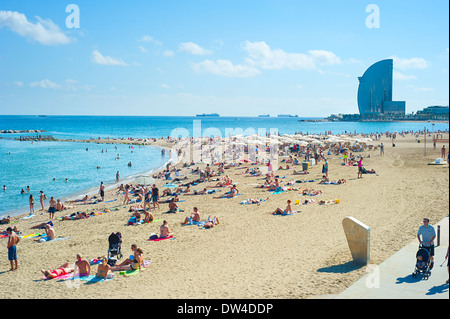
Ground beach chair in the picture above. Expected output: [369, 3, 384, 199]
[107, 232, 123, 260]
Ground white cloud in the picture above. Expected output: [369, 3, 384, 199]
[179, 42, 212, 55]
[138, 35, 162, 46]
[29, 79, 60, 89]
[390, 55, 430, 70]
[192, 59, 261, 78]
[14, 81, 23, 87]
[91, 49, 128, 66]
[0, 10, 72, 45]
[393, 71, 417, 81]
[29, 79, 93, 91]
[138, 46, 148, 53]
[161, 83, 170, 89]
[242, 41, 341, 70]
[163, 50, 175, 57]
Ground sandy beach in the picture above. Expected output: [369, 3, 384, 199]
[0, 132, 448, 299]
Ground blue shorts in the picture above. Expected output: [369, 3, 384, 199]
[48, 207, 56, 214]
[152, 195, 158, 202]
[8, 246, 17, 261]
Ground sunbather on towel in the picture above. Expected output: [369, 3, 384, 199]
[159, 220, 173, 238]
[181, 207, 201, 225]
[272, 200, 293, 215]
[213, 185, 239, 198]
[96, 256, 114, 280]
[204, 216, 220, 228]
[41, 262, 74, 279]
[33, 224, 55, 242]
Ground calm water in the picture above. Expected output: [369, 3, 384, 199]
[0, 115, 448, 217]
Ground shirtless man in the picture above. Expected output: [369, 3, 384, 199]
[48, 197, 56, 219]
[6, 227, 20, 271]
[34, 224, 56, 242]
[99, 182, 105, 202]
[181, 207, 201, 225]
[160, 220, 173, 238]
[75, 253, 91, 277]
[56, 199, 66, 211]
[168, 199, 178, 213]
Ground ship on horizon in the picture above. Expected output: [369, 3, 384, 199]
[196, 113, 220, 117]
[277, 114, 298, 118]
[258, 114, 270, 117]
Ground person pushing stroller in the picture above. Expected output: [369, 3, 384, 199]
[417, 218, 436, 271]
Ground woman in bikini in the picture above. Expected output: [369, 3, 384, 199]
[96, 257, 114, 280]
[110, 249, 146, 272]
[271, 200, 293, 215]
[41, 262, 74, 279]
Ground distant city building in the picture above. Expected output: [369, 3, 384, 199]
[357, 59, 405, 118]
[416, 105, 449, 120]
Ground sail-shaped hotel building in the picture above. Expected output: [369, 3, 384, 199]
[357, 59, 405, 118]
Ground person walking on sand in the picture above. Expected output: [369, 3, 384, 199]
[29, 194, 35, 215]
[417, 218, 436, 270]
[99, 182, 105, 202]
[6, 227, 20, 271]
[357, 157, 364, 179]
[380, 143, 384, 156]
[39, 190, 45, 211]
[152, 184, 160, 210]
[441, 145, 446, 159]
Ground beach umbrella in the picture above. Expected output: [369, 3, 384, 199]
[135, 176, 155, 186]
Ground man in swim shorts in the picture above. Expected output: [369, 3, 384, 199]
[151, 184, 159, 210]
[48, 197, 56, 219]
[6, 227, 20, 271]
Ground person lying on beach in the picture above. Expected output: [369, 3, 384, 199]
[362, 167, 377, 174]
[67, 195, 90, 204]
[61, 212, 88, 221]
[0, 226, 20, 235]
[204, 216, 220, 229]
[272, 200, 293, 215]
[293, 169, 309, 175]
[268, 179, 280, 191]
[319, 199, 340, 205]
[75, 254, 91, 277]
[30, 221, 53, 229]
[299, 188, 322, 196]
[185, 188, 208, 196]
[41, 262, 74, 279]
[303, 199, 316, 205]
[0, 216, 11, 224]
[96, 257, 114, 280]
[181, 207, 201, 225]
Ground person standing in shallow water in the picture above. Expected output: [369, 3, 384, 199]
[29, 194, 35, 215]
[99, 182, 105, 202]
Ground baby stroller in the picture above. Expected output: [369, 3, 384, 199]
[412, 245, 431, 280]
[107, 232, 123, 261]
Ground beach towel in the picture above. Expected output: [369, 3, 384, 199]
[240, 199, 265, 205]
[273, 211, 298, 216]
[20, 232, 42, 239]
[147, 235, 175, 242]
[181, 219, 207, 227]
[22, 214, 36, 220]
[64, 274, 114, 283]
[118, 260, 152, 276]
[36, 236, 71, 243]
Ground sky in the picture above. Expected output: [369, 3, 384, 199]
[0, 0, 448, 117]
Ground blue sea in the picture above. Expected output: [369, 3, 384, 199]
[0, 115, 448, 218]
